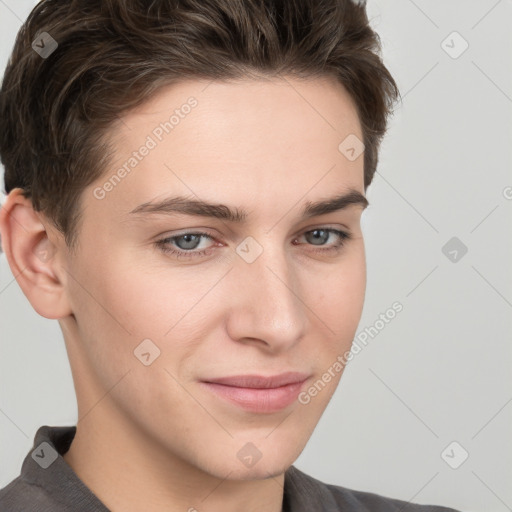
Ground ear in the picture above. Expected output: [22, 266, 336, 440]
[0, 188, 73, 319]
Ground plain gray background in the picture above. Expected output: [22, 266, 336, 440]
[1, 1, 511, 511]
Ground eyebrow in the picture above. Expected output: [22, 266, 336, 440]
[128, 188, 369, 222]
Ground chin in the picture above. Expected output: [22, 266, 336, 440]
[206, 443, 299, 481]
[219, 459, 292, 481]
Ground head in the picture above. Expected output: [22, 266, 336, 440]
[0, 0, 400, 480]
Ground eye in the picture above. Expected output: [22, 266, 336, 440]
[294, 228, 351, 254]
[155, 231, 216, 259]
[155, 227, 352, 259]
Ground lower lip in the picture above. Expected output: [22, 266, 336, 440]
[200, 380, 307, 413]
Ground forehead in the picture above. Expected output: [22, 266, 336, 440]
[113, 75, 362, 151]
[86, 76, 365, 220]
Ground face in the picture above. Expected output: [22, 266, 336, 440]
[59, 76, 367, 479]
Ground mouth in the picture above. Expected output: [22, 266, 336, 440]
[200, 372, 310, 413]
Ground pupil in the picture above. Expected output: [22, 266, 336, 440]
[309, 229, 327, 245]
[180, 234, 199, 249]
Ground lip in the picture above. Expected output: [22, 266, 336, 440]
[200, 372, 310, 413]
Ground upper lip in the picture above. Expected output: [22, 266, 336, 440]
[203, 372, 310, 389]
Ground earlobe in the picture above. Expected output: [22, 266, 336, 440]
[0, 188, 73, 319]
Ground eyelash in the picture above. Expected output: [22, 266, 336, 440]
[154, 228, 351, 260]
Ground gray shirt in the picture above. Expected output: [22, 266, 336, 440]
[0, 425, 461, 511]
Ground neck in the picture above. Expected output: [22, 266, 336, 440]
[63, 407, 286, 512]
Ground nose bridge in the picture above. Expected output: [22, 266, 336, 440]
[228, 234, 307, 347]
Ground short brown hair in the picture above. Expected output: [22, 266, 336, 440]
[0, 0, 400, 252]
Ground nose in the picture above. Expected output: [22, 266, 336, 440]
[224, 237, 307, 353]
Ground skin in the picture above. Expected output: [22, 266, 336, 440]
[0, 76, 367, 512]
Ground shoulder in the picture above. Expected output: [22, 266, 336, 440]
[326, 482, 460, 511]
[0, 425, 106, 512]
[284, 465, 461, 512]
[0, 474, 57, 512]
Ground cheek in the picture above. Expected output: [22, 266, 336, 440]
[307, 246, 366, 333]
[80, 260, 222, 373]
[65, 255, 171, 369]
[87, 259, 200, 338]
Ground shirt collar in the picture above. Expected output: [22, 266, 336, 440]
[21, 425, 109, 511]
